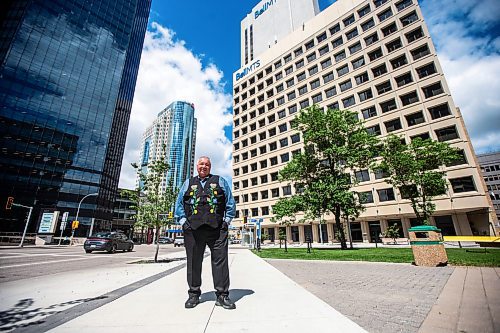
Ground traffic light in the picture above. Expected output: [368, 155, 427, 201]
[5, 197, 14, 210]
[168, 211, 173, 219]
[243, 215, 248, 224]
[72, 220, 79, 229]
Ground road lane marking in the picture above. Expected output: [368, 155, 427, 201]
[0, 257, 95, 269]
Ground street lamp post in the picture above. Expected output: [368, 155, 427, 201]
[70, 193, 98, 245]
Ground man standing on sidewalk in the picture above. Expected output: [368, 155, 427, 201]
[175, 156, 236, 309]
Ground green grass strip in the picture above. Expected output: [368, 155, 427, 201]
[253, 247, 500, 267]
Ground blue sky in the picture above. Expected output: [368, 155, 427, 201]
[119, 0, 500, 189]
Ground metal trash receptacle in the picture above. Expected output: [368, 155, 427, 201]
[408, 225, 448, 266]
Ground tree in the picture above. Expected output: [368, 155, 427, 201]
[383, 223, 401, 244]
[273, 105, 379, 249]
[376, 135, 461, 226]
[122, 149, 178, 262]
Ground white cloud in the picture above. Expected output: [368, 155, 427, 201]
[118, 22, 233, 189]
[420, 0, 500, 154]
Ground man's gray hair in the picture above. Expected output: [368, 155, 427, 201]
[197, 156, 211, 163]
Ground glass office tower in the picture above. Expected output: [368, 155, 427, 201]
[0, 0, 152, 236]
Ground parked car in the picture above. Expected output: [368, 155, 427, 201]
[84, 232, 134, 253]
[157, 236, 174, 244]
[173, 236, 184, 247]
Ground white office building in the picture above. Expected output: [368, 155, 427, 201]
[232, 0, 498, 243]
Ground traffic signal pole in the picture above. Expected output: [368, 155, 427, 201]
[14, 203, 34, 248]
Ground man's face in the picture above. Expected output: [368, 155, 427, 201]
[197, 158, 211, 178]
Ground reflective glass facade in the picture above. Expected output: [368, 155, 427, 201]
[0, 0, 151, 235]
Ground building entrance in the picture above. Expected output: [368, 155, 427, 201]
[369, 221, 381, 243]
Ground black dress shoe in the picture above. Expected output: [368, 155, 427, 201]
[215, 295, 236, 310]
[185, 295, 200, 308]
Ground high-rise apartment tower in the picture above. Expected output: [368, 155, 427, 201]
[139, 101, 197, 192]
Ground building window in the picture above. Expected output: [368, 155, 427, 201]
[281, 152, 290, 163]
[291, 133, 300, 143]
[411, 132, 430, 141]
[386, 38, 402, 52]
[405, 111, 425, 126]
[450, 176, 476, 193]
[274, 60, 282, 69]
[361, 18, 375, 31]
[317, 32, 328, 43]
[355, 169, 370, 182]
[321, 58, 332, 69]
[378, 8, 393, 22]
[358, 191, 374, 203]
[401, 11, 418, 26]
[299, 85, 308, 95]
[346, 27, 359, 40]
[332, 36, 343, 48]
[428, 103, 451, 120]
[422, 82, 444, 98]
[285, 66, 293, 76]
[307, 52, 317, 63]
[296, 72, 306, 82]
[349, 42, 362, 54]
[279, 138, 289, 148]
[362, 106, 377, 119]
[335, 50, 346, 62]
[355, 72, 369, 85]
[391, 54, 408, 69]
[271, 188, 280, 198]
[287, 91, 296, 101]
[268, 128, 276, 137]
[309, 66, 319, 76]
[446, 149, 467, 167]
[342, 95, 356, 108]
[270, 156, 278, 165]
[312, 93, 323, 103]
[330, 23, 341, 35]
[300, 99, 310, 109]
[276, 83, 284, 93]
[289, 104, 298, 114]
[358, 4, 371, 17]
[384, 118, 403, 132]
[378, 188, 396, 201]
[337, 64, 349, 77]
[328, 101, 340, 110]
[295, 59, 304, 69]
[319, 45, 330, 56]
[364, 32, 379, 47]
[271, 172, 279, 181]
[417, 62, 437, 79]
[294, 47, 303, 57]
[351, 57, 365, 70]
[261, 189, 269, 199]
[396, 0, 413, 11]
[260, 159, 267, 168]
[286, 78, 295, 87]
[372, 63, 387, 77]
[411, 44, 430, 60]
[343, 14, 355, 27]
[325, 86, 337, 97]
[367, 124, 382, 135]
[368, 47, 383, 61]
[400, 91, 419, 106]
[305, 39, 315, 50]
[261, 206, 270, 216]
[358, 88, 373, 102]
[323, 72, 334, 83]
[282, 185, 292, 196]
[382, 22, 398, 37]
[277, 96, 285, 105]
[340, 79, 352, 92]
[395, 72, 413, 87]
[376, 80, 392, 95]
[406, 27, 424, 43]
[435, 126, 459, 142]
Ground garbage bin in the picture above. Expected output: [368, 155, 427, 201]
[408, 225, 448, 266]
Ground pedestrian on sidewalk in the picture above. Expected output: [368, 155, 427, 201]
[175, 156, 237, 309]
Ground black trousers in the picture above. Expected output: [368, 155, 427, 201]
[184, 224, 229, 297]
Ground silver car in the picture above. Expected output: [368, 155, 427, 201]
[173, 236, 184, 247]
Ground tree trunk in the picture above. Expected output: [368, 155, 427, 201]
[154, 226, 160, 262]
[335, 205, 347, 250]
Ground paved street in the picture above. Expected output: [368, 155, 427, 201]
[0, 244, 183, 283]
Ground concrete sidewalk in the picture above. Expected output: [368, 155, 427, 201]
[41, 248, 366, 333]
